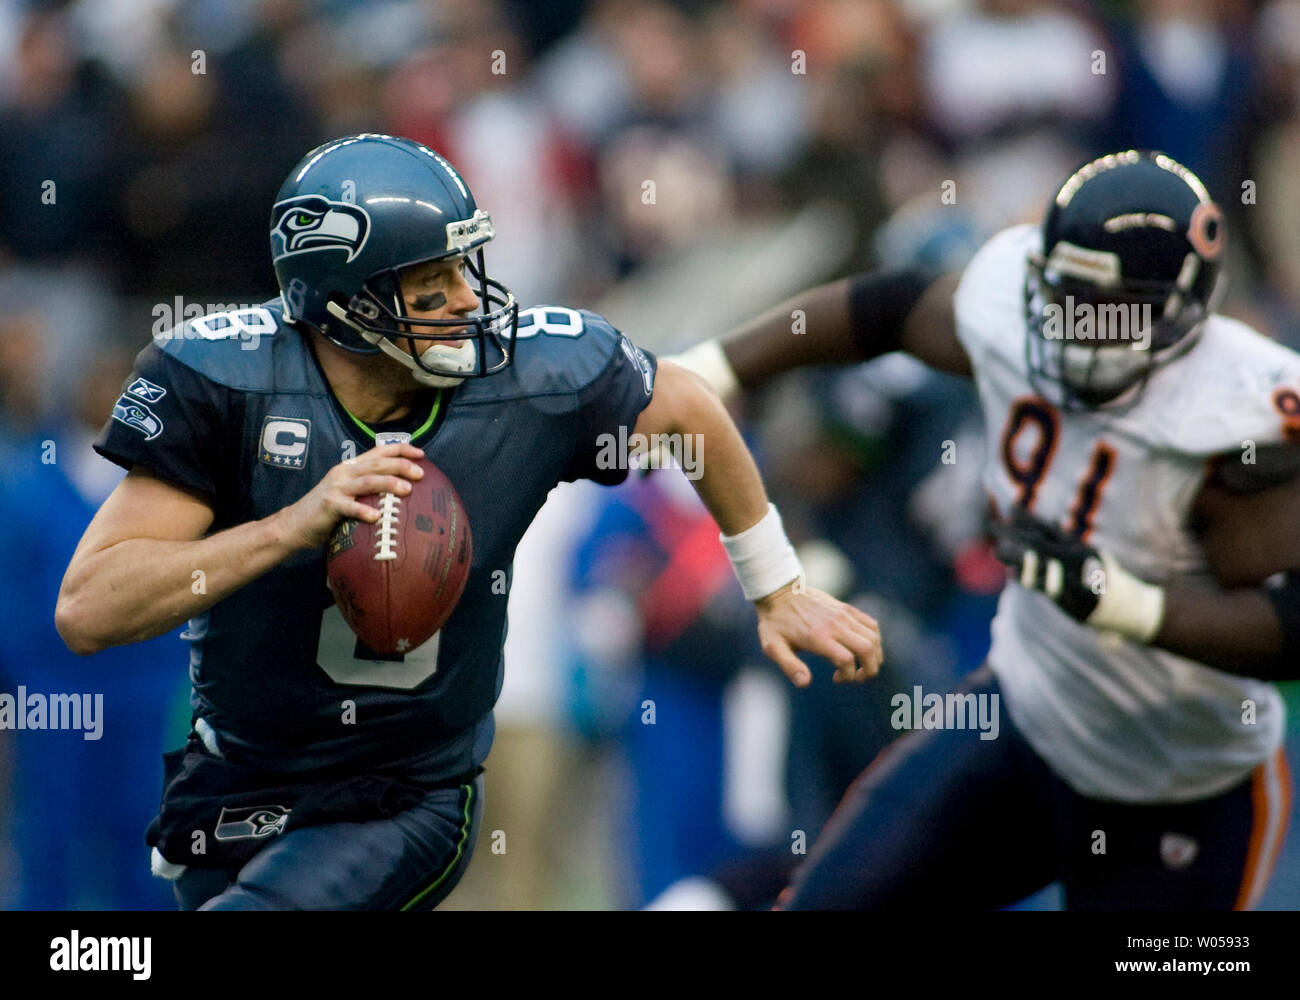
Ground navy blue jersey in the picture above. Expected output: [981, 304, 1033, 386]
[95, 300, 657, 783]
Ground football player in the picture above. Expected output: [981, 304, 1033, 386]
[54, 134, 882, 910]
[672, 150, 1297, 909]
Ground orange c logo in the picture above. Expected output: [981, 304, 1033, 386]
[1188, 201, 1225, 260]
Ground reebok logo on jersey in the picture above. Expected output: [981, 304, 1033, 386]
[125, 377, 167, 403]
[260, 416, 311, 469]
[214, 805, 291, 841]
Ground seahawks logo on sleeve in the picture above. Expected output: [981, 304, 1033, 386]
[214, 805, 291, 841]
[111, 376, 169, 440]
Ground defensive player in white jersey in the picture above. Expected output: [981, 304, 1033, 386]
[673, 150, 1297, 909]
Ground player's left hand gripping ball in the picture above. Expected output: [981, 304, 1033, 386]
[755, 582, 884, 687]
[326, 459, 473, 656]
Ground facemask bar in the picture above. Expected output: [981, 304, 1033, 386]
[1023, 253, 1207, 410]
[337, 248, 519, 379]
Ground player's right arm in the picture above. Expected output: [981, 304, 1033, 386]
[54, 443, 424, 655]
[670, 270, 969, 395]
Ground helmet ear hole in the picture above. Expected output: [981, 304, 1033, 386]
[321, 292, 347, 339]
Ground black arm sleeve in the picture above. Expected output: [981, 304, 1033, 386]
[1210, 443, 1300, 494]
[846, 268, 938, 358]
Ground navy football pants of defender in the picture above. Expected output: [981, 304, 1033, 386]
[778, 666, 1291, 910]
[173, 775, 483, 910]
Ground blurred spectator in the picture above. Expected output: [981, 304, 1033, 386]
[0, 264, 118, 436]
[755, 358, 986, 836]
[110, 35, 316, 298]
[0, 9, 125, 265]
[569, 468, 772, 907]
[0, 339, 190, 909]
[1106, 0, 1255, 202]
[779, 0, 929, 271]
[920, 0, 1113, 225]
[1246, 0, 1300, 331]
[922, 0, 1111, 147]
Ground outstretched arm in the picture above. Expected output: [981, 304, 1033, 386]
[631, 360, 883, 687]
[671, 270, 969, 397]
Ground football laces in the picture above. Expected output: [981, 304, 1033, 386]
[374, 492, 401, 561]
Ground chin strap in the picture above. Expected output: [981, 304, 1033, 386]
[325, 300, 474, 388]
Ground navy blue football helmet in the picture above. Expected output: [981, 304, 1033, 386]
[270, 134, 517, 387]
[1025, 150, 1225, 408]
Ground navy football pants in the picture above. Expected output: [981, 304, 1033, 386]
[174, 775, 483, 910]
[779, 666, 1290, 910]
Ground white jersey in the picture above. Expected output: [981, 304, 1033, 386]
[956, 224, 1300, 803]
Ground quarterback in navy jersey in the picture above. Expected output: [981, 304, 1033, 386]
[55, 134, 883, 910]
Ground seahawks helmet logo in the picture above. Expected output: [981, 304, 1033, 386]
[271, 195, 370, 263]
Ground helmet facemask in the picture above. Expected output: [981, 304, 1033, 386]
[1024, 243, 1216, 410]
[323, 212, 518, 388]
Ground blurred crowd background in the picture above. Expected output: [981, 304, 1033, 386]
[2, 0, 1299, 909]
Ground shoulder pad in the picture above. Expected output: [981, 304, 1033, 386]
[1145, 316, 1300, 456]
[486, 306, 631, 399]
[151, 299, 315, 393]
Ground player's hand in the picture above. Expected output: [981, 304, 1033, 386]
[989, 506, 1103, 623]
[989, 505, 1165, 641]
[754, 581, 883, 687]
[273, 442, 426, 551]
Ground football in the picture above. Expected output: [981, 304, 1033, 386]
[325, 458, 473, 657]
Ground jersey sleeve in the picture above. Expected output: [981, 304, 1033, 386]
[953, 224, 1040, 371]
[1159, 316, 1300, 463]
[93, 341, 231, 502]
[562, 318, 659, 485]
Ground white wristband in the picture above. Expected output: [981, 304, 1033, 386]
[667, 339, 740, 399]
[721, 503, 804, 601]
[1086, 551, 1166, 643]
